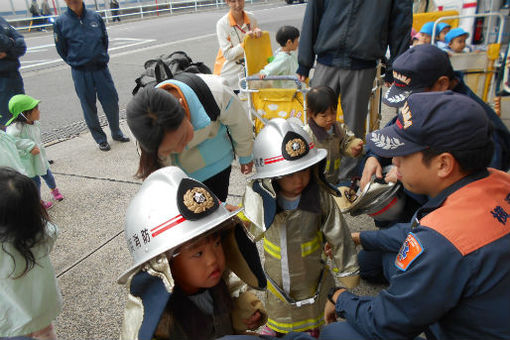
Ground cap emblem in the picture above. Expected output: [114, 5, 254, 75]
[184, 187, 214, 213]
[393, 71, 411, 86]
[177, 178, 219, 220]
[281, 131, 309, 160]
[370, 132, 405, 150]
[401, 102, 413, 129]
[286, 138, 306, 157]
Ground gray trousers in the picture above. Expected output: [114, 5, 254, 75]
[312, 63, 376, 178]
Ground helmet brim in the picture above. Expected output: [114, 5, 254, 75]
[117, 206, 241, 285]
[250, 148, 327, 180]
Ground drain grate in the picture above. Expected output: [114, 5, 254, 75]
[42, 109, 127, 145]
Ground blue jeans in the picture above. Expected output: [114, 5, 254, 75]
[0, 72, 24, 126]
[31, 168, 56, 191]
[71, 66, 123, 144]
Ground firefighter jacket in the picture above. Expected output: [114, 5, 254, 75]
[243, 174, 359, 334]
[120, 223, 268, 340]
[338, 169, 510, 339]
[304, 120, 362, 185]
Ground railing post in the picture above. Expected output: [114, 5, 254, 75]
[195, 0, 198, 12]
[140, 4, 143, 18]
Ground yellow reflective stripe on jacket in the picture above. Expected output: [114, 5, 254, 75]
[266, 279, 288, 303]
[264, 237, 281, 259]
[300, 232, 322, 257]
[267, 314, 324, 333]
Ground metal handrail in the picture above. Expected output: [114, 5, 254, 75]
[431, 12, 505, 45]
[7, 0, 266, 31]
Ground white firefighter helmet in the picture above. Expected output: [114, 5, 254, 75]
[335, 166, 407, 221]
[117, 166, 240, 283]
[251, 118, 327, 180]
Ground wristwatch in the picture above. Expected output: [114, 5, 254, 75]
[327, 286, 343, 305]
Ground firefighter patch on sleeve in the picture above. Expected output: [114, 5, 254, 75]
[395, 232, 423, 271]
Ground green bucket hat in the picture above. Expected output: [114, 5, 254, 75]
[6, 94, 41, 126]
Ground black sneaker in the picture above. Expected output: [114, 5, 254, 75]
[113, 135, 130, 143]
[99, 142, 111, 151]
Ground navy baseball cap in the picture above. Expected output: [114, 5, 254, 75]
[368, 91, 490, 158]
[383, 44, 455, 108]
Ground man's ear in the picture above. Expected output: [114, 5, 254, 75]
[430, 76, 451, 91]
[436, 152, 456, 178]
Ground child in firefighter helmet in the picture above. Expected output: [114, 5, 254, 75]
[242, 118, 359, 337]
[117, 166, 269, 340]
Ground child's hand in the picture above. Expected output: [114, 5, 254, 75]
[224, 203, 240, 212]
[350, 139, 364, 157]
[258, 73, 266, 80]
[243, 310, 262, 330]
[31, 146, 40, 155]
[323, 242, 333, 259]
[0, 52, 7, 59]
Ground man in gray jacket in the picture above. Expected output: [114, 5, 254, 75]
[297, 0, 412, 178]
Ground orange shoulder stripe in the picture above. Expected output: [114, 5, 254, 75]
[420, 170, 510, 256]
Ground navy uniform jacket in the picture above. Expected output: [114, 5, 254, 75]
[53, 5, 109, 69]
[336, 169, 510, 339]
[0, 17, 26, 74]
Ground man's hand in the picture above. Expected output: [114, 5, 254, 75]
[243, 310, 262, 330]
[351, 232, 361, 246]
[240, 161, 253, 174]
[324, 289, 345, 324]
[360, 156, 383, 191]
[384, 166, 398, 184]
[297, 74, 306, 83]
[0, 52, 7, 59]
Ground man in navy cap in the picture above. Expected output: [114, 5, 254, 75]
[362, 44, 510, 191]
[320, 91, 510, 340]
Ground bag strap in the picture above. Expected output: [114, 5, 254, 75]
[173, 73, 220, 121]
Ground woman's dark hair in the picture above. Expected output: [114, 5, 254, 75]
[306, 86, 338, 117]
[126, 86, 186, 180]
[0, 167, 49, 278]
[276, 25, 300, 47]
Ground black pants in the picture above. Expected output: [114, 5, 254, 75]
[203, 166, 232, 202]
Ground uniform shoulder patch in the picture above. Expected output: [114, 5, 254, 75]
[395, 232, 424, 271]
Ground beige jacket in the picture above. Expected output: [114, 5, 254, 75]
[242, 176, 359, 334]
[304, 121, 362, 184]
[214, 11, 258, 89]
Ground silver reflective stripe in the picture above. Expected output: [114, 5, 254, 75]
[279, 222, 291, 295]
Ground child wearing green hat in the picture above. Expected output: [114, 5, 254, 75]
[6, 94, 64, 209]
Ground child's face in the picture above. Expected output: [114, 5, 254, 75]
[449, 35, 467, 53]
[438, 28, 450, 42]
[276, 168, 311, 198]
[311, 107, 336, 131]
[418, 33, 431, 45]
[170, 233, 226, 295]
[287, 37, 299, 51]
[25, 106, 40, 122]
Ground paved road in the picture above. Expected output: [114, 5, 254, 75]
[19, 1, 306, 142]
